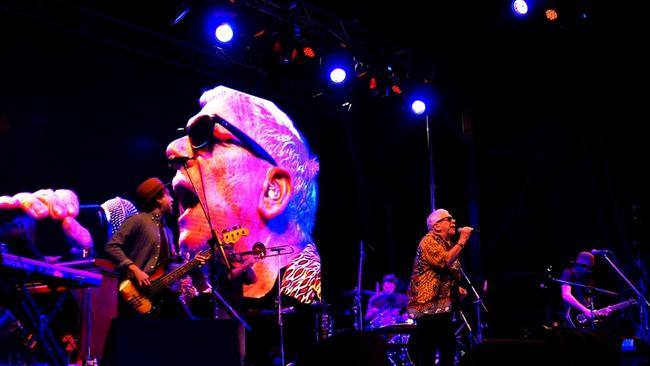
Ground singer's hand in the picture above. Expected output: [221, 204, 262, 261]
[456, 226, 474, 243]
[459, 287, 468, 301]
[0, 189, 93, 249]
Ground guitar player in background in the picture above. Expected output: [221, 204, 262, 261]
[561, 251, 614, 330]
[104, 177, 206, 318]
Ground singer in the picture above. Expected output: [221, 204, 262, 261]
[166, 85, 321, 366]
[406, 208, 476, 366]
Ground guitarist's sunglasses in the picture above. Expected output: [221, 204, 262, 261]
[170, 115, 278, 169]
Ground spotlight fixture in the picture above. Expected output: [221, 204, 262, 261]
[215, 23, 234, 43]
[512, 0, 529, 16]
[329, 67, 347, 84]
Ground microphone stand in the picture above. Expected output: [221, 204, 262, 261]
[597, 251, 650, 340]
[354, 241, 365, 331]
[455, 308, 473, 352]
[459, 266, 487, 346]
[276, 253, 285, 366]
[550, 277, 618, 330]
[598, 251, 650, 307]
[550, 278, 619, 296]
[180, 160, 248, 330]
[266, 246, 293, 366]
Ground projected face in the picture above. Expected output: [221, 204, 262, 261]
[166, 86, 320, 299]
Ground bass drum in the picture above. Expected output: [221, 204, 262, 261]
[386, 331, 414, 366]
[406, 322, 468, 366]
[370, 322, 416, 366]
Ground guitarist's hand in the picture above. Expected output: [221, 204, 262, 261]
[129, 264, 151, 287]
[594, 308, 612, 317]
[194, 252, 210, 265]
[583, 308, 611, 319]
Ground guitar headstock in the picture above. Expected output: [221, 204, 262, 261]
[222, 225, 250, 244]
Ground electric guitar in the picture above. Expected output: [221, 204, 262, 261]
[118, 226, 249, 315]
[565, 299, 637, 329]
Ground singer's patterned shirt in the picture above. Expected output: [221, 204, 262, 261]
[281, 243, 321, 304]
[406, 231, 461, 317]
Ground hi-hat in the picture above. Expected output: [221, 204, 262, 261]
[369, 293, 408, 308]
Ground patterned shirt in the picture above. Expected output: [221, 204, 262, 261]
[281, 243, 321, 304]
[406, 231, 461, 318]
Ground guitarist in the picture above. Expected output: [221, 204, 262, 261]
[104, 177, 200, 318]
[561, 251, 611, 329]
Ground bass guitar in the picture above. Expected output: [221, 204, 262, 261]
[118, 226, 249, 315]
[565, 298, 637, 329]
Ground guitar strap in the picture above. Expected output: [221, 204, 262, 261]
[159, 224, 170, 261]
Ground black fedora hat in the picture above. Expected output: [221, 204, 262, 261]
[570, 251, 595, 267]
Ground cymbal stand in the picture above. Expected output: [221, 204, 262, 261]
[459, 266, 487, 346]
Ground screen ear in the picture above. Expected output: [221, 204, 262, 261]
[258, 167, 292, 220]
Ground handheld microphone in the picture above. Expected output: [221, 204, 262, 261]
[455, 227, 480, 233]
[591, 249, 611, 255]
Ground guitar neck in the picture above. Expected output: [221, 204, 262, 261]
[150, 247, 213, 294]
[608, 300, 635, 311]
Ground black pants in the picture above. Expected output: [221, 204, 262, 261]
[413, 313, 455, 366]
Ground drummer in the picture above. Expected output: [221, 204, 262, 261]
[365, 273, 409, 329]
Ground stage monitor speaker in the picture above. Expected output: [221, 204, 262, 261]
[461, 331, 621, 366]
[294, 330, 391, 366]
[103, 318, 240, 366]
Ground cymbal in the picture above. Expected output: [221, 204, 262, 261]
[369, 293, 408, 308]
[339, 289, 376, 297]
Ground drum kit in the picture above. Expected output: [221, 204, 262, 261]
[337, 289, 414, 365]
[334, 291, 474, 366]
[371, 322, 416, 366]
[368, 294, 413, 366]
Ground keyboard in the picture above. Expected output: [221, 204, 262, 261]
[0, 252, 102, 287]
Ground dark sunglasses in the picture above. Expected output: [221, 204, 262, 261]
[183, 115, 277, 167]
[436, 216, 453, 223]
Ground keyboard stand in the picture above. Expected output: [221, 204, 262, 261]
[15, 280, 69, 366]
